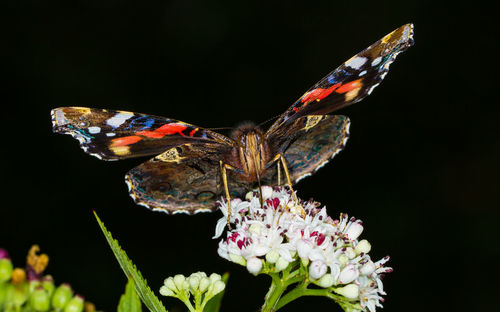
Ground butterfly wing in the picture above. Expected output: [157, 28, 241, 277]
[262, 115, 350, 185]
[266, 23, 413, 136]
[51, 107, 233, 160]
[125, 143, 249, 214]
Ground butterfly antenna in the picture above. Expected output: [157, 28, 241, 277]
[257, 114, 280, 129]
[206, 126, 234, 131]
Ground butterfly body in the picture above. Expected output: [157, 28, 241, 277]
[52, 24, 414, 214]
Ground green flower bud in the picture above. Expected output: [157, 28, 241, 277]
[159, 286, 174, 297]
[4, 283, 28, 309]
[163, 277, 177, 292]
[0, 283, 8, 307]
[187, 275, 200, 293]
[334, 284, 359, 299]
[173, 275, 186, 291]
[317, 273, 334, 288]
[228, 254, 246, 266]
[275, 257, 289, 272]
[208, 273, 221, 283]
[42, 276, 55, 297]
[63, 295, 84, 312]
[265, 250, 280, 264]
[30, 287, 51, 311]
[199, 277, 210, 293]
[51, 284, 73, 310]
[211, 280, 225, 295]
[29, 279, 42, 293]
[355, 240, 371, 254]
[0, 259, 13, 283]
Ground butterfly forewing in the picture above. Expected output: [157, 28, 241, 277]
[51, 107, 233, 160]
[266, 23, 414, 137]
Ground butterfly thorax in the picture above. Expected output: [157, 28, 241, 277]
[228, 124, 272, 182]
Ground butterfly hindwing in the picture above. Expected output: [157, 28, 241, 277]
[125, 143, 234, 214]
[51, 107, 233, 160]
[266, 23, 413, 136]
[262, 115, 350, 185]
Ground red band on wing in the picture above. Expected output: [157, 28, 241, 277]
[301, 83, 341, 103]
[111, 136, 142, 146]
[136, 123, 188, 138]
[335, 79, 362, 94]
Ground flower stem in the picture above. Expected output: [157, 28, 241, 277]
[261, 274, 286, 312]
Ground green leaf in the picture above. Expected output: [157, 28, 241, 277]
[94, 211, 167, 312]
[203, 273, 229, 312]
[118, 278, 142, 312]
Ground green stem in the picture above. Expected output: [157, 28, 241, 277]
[261, 274, 286, 312]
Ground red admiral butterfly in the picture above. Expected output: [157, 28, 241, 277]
[52, 24, 414, 214]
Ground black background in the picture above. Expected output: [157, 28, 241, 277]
[2, 1, 499, 312]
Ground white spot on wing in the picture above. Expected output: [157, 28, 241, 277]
[106, 112, 133, 128]
[359, 70, 367, 77]
[88, 126, 101, 134]
[371, 57, 382, 66]
[106, 133, 116, 137]
[346, 56, 367, 69]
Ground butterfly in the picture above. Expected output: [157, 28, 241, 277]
[52, 24, 414, 215]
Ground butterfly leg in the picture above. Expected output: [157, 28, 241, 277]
[270, 154, 305, 216]
[277, 161, 281, 186]
[219, 160, 234, 228]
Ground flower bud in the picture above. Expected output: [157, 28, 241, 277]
[275, 257, 289, 272]
[334, 284, 359, 299]
[246, 257, 262, 275]
[360, 260, 376, 276]
[42, 276, 55, 297]
[228, 254, 246, 266]
[199, 277, 210, 293]
[338, 264, 359, 284]
[345, 221, 363, 240]
[344, 247, 356, 259]
[30, 287, 51, 311]
[63, 295, 84, 312]
[159, 286, 174, 297]
[309, 260, 327, 279]
[317, 273, 334, 288]
[51, 284, 73, 310]
[0, 249, 9, 260]
[209, 273, 221, 283]
[265, 250, 280, 264]
[173, 275, 186, 291]
[0, 259, 13, 283]
[164, 277, 176, 291]
[211, 280, 225, 295]
[188, 275, 200, 293]
[4, 283, 29, 308]
[355, 239, 371, 254]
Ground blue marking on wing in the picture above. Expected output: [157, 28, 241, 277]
[327, 68, 350, 84]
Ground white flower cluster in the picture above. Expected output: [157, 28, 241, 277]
[215, 186, 392, 312]
[159, 272, 225, 309]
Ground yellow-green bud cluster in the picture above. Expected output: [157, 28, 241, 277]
[159, 272, 225, 312]
[0, 248, 90, 312]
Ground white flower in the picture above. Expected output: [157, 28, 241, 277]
[215, 186, 392, 311]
